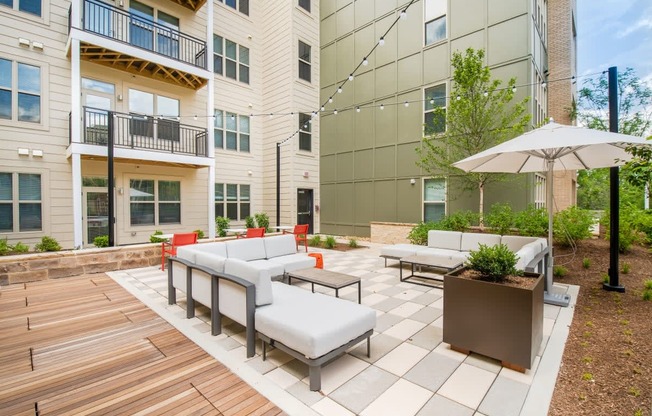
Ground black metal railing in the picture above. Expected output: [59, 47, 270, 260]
[82, 107, 208, 157]
[80, 0, 207, 69]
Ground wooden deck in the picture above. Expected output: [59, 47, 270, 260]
[0, 274, 284, 415]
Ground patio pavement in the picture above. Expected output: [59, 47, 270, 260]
[107, 241, 578, 416]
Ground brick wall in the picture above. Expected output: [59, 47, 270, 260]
[547, 0, 578, 211]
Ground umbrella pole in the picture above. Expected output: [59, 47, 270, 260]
[544, 160, 571, 307]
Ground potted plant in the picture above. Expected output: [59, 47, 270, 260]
[443, 243, 544, 370]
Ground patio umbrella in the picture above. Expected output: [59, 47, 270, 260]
[453, 121, 651, 305]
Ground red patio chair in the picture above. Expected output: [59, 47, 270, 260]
[236, 227, 266, 239]
[161, 232, 198, 270]
[284, 224, 309, 252]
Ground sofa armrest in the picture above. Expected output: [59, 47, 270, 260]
[524, 246, 550, 274]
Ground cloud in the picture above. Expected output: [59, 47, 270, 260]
[617, 17, 652, 38]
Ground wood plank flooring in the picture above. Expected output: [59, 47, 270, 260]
[0, 274, 284, 416]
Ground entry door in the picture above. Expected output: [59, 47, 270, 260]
[82, 78, 115, 144]
[83, 187, 109, 247]
[297, 189, 314, 234]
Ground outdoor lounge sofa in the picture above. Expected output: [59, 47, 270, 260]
[380, 230, 548, 271]
[168, 234, 376, 391]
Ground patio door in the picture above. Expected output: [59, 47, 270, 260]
[82, 187, 110, 247]
[297, 189, 313, 234]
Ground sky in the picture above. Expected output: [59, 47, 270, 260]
[577, 0, 652, 85]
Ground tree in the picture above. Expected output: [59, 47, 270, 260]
[572, 68, 652, 209]
[417, 48, 530, 223]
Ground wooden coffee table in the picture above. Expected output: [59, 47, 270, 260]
[286, 268, 362, 303]
[399, 255, 464, 288]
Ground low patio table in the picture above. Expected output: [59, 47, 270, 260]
[286, 268, 362, 303]
[399, 255, 464, 288]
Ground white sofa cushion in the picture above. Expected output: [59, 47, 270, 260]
[460, 233, 501, 252]
[514, 241, 540, 270]
[416, 248, 468, 263]
[226, 238, 267, 261]
[195, 251, 226, 274]
[500, 235, 539, 253]
[255, 282, 376, 359]
[428, 230, 463, 251]
[176, 242, 227, 263]
[380, 244, 427, 258]
[223, 258, 273, 306]
[264, 234, 298, 258]
[268, 253, 316, 273]
[247, 260, 285, 277]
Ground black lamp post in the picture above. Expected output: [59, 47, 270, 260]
[107, 113, 115, 247]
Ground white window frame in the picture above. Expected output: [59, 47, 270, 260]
[217, 0, 249, 16]
[0, 0, 42, 17]
[423, 177, 447, 222]
[424, 0, 447, 46]
[128, 178, 181, 227]
[535, 173, 546, 209]
[215, 183, 250, 220]
[214, 109, 250, 152]
[298, 40, 311, 83]
[424, 83, 447, 134]
[213, 35, 250, 84]
[0, 172, 43, 233]
[298, 0, 310, 13]
[298, 112, 311, 152]
[0, 58, 43, 125]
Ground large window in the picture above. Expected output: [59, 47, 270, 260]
[0, 0, 41, 17]
[299, 113, 311, 151]
[424, 84, 446, 133]
[128, 89, 179, 141]
[213, 35, 250, 84]
[129, 179, 180, 226]
[129, 0, 180, 59]
[0, 172, 42, 232]
[0, 58, 41, 123]
[217, 0, 249, 16]
[298, 40, 311, 82]
[425, 0, 446, 45]
[298, 0, 310, 12]
[215, 183, 250, 220]
[214, 109, 250, 152]
[423, 178, 446, 222]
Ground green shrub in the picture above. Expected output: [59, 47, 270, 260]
[617, 221, 640, 254]
[0, 238, 10, 256]
[12, 242, 29, 253]
[244, 216, 255, 229]
[254, 213, 270, 232]
[582, 258, 591, 269]
[439, 210, 479, 232]
[35, 236, 62, 252]
[324, 236, 337, 249]
[643, 289, 652, 301]
[553, 206, 593, 246]
[215, 216, 230, 237]
[348, 238, 359, 248]
[644, 280, 652, 290]
[553, 265, 568, 277]
[485, 203, 515, 235]
[93, 235, 109, 248]
[193, 229, 205, 239]
[150, 230, 167, 243]
[309, 235, 322, 247]
[621, 262, 631, 274]
[407, 221, 439, 245]
[514, 204, 548, 237]
[465, 243, 519, 283]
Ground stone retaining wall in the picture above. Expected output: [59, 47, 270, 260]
[370, 222, 416, 244]
[0, 244, 162, 286]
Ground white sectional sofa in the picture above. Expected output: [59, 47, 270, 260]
[167, 234, 376, 391]
[380, 230, 548, 272]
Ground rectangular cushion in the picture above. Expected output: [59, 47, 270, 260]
[428, 230, 463, 251]
[176, 242, 227, 262]
[226, 238, 267, 261]
[247, 260, 285, 278]
[268, 253, 316, 273]
[264, 234, 298, 258]
[500, 235, 538, 253]
[255, 282, 376, 359]
[223, 258, 273, 306]
[380, 244, 426, 258]
[195, 251, 226, 274]
[415, 248, 468, 263]
[460, 233, 501, 252]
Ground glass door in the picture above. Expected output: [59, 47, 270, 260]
[83, 187, 109, 246]
[297, 189, 313, 234]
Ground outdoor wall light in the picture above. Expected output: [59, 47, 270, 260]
[410, 178, 416, 185]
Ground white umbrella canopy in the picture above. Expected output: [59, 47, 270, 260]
[453, 121, 651, 306]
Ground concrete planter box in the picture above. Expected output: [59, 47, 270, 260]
[443, 268, 544, 370]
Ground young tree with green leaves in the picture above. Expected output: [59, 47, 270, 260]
[417, 48, 530, 224]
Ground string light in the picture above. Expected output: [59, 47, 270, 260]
[542, 81, 547, 88]
[455, 95, 461, 101]
[404, 101, 409, 107]
[379, 37, 385, 46]
[430, 98, 435, 104]
[400, 10, 407, 19]
[349, 74, 354, 81]
[321, 105, 325, 111]
[328, 96, 333, 103]
[337, 86, 343, 93]
[356, 106, 360, 112]
[483, 91, 489, 97]
[269, 113, 273, 118]
[380, 104, 384, 110]
[333, 109, 338, 115]
[362, 57, 368, 66]
[193, 115, 198, 120]
[512, 86, 517, 93]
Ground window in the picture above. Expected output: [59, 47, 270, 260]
[129, 0, 179, 59]
[0, 172, 42, 232]
[423, 178, 446, 222]
[298, 41, 311, 82]
[535, 173, 546, 209]
[299, 113, 311, 151]
[217, 0, 249, 16]
[424, 84, 446, 133]
[0, 58, 41, 123]
[214, 109, 250, 152]
[129, 179, 180, 226]
[215, 183, 250, 220]
[128, 89, 179, 141]
[425, 0, 446, 45]
[298, 0, 310, 12]
[0, 0, 41, 17]
[213, 35, 249, 84]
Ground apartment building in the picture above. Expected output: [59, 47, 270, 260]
[319, 0, 577, 237]
[0, 0, 320, 249]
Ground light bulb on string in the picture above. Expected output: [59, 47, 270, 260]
[429, 98, 435, 105]
[542, 81, 547, 88]
[230, 114, 235, 121]
[456, 95, 461, 101]
[512, 86, 517, 93]
[404, 101, 409, 107]
[362, 57, 368, 66]
[193, 115, 198, 121]
[337, 86, 343, 93]
[290, 112, 294, 117]
[379, 37, 385, 46]
[400, 10, 407, 19]
[269, 113, 274, 118]
[328, 96, 333, 103]
[483, 91, 488, 97]
[356, 106, 360, 112]
[349, 73, 354, 81]
[333, 109, 338, 115]
[571, 76, 576, 84]
[321, 105, 325, 111]
[380, 104, 384, 110]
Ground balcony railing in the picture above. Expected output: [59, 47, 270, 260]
[80, 0, 206, 69]
[82, 107, 208, 157]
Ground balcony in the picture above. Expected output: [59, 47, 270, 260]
[72, 0, 208, 90]
[166, 0, 207, 12]
[79, 107, 208, 158]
